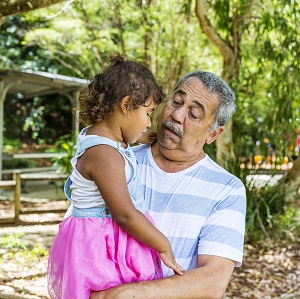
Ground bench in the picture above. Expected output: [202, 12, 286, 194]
[0, 172, 21, 225]
[20, 173, 68, 181]
[0, 171, 68, 225]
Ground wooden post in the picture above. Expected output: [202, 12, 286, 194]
[13, 171, 21, 225]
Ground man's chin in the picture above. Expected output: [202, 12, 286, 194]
[157, 134, 180, 150]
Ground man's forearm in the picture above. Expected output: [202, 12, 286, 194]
[90, 257, 235, 299]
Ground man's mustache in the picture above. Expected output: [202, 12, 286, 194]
[162, 121, 183, 138]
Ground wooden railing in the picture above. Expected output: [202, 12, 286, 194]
[1, 152, 67, 177]
[0, 171, 68, 225]
[0, 172, 21, 225]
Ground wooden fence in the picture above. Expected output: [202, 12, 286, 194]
[0, 171, 68, 225]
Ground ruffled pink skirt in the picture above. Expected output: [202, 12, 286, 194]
[47, 212, 162, 299]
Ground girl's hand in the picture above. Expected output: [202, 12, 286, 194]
[159, 251, 185, 276]
[137, 128, 157, 144]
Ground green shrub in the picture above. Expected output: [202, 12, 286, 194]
[0, 233, 48, 260]
[51, 134, 77, 174]
[225, 158, 289, 244]
[271, 207, 300, 243]
[2, 138, 22, 152]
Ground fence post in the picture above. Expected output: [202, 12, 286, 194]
[13, 171, 21, 225]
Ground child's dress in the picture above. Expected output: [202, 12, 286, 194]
[47, 128, 162, 299]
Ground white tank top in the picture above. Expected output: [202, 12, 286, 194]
[69, 129, 133, 209]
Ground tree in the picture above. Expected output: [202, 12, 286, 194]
[1, 0, 221, 144]
[17, 0, 219, 82]
[195, 0, 256, 166]
[0, 0, 66, 18]
[2, 0, 299, 171]
[280, 157, 300, 202]
[195, 0, 300, 162]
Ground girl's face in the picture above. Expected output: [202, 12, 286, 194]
[121, 97, 157, 144]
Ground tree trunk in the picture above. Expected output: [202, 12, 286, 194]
[216, 118, 234, 167]
[113, 0, 126, 55]
[279, 157, 300, 202]
[195, 0, 236, 167]
[195, 0, 254, 167]
[0, 0, 65, 17]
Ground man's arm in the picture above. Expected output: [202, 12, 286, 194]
[90, 255, 235, 299]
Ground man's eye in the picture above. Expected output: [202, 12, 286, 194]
[172, 99, 181, 106]
[189, 110, 200, 119]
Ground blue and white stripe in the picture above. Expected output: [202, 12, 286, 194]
[133, 144, 246, 277]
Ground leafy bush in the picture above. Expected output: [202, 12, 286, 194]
[271, 207, 300, 243]
[244, 175, 284, 243]
[0, 233, 28, 250]
[2, 138, 23, 152]
[51, 134, 77, 174]
[0, 233, 48, 260]
[225, 158, 294, 244]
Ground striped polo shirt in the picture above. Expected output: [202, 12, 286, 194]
[133, 144, 246, 278]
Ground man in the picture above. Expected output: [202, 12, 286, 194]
[90, 71, 246, 299]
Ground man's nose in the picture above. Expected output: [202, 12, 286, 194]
[171, 107, 185, 124]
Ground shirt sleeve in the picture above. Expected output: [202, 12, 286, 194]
[198, 184, 246, 267]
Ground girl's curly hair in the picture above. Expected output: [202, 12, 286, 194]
[79, 52, 165, 125]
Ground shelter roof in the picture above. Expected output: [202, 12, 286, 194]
[0, 69, 88, 99]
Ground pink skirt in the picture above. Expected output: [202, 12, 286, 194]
[47, 212, 163, 299]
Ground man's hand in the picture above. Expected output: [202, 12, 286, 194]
[90, 292, 101, 299]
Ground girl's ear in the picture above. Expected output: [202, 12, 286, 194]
[120, 96, 131, 114]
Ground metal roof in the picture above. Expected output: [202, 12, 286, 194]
[0, 69, 88, 99]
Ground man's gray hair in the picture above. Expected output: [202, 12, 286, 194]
[173, 71, 236, 131]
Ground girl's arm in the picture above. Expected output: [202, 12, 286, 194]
[76, 145, 184, 276]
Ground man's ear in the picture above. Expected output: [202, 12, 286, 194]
[206, 126, 224, 144]
[120, 96, 131, 114]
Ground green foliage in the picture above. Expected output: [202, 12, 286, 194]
[1, 0, 299, 155]
[233, 0, 300, 159]
[224, 158, 296, 244]
[1, 0, 221, 145]
[0, 233, 28, 250]
[4, 93, 72, 145]
[271, 207, 300, 243]
[203, 142, 217, 161]
[0, 15, 58, 71]
[51, 134, 77, 174]
[245, 176, 283, 244]
[18, 0, 221, 89]
[2, 138, 22, 152]
[0, 234, 48, 261]
[209, 0, 231, 33]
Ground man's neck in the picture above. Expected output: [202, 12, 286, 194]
[151, 142, 206, 173]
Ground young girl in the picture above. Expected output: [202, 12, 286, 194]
[47, 53, 184, 299]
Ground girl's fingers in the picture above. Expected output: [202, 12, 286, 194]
[168, 260, 185, 276]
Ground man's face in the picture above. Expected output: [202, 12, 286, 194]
[156, 77, 222, 157]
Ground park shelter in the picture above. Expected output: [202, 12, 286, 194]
[0, 69, 88, 178]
